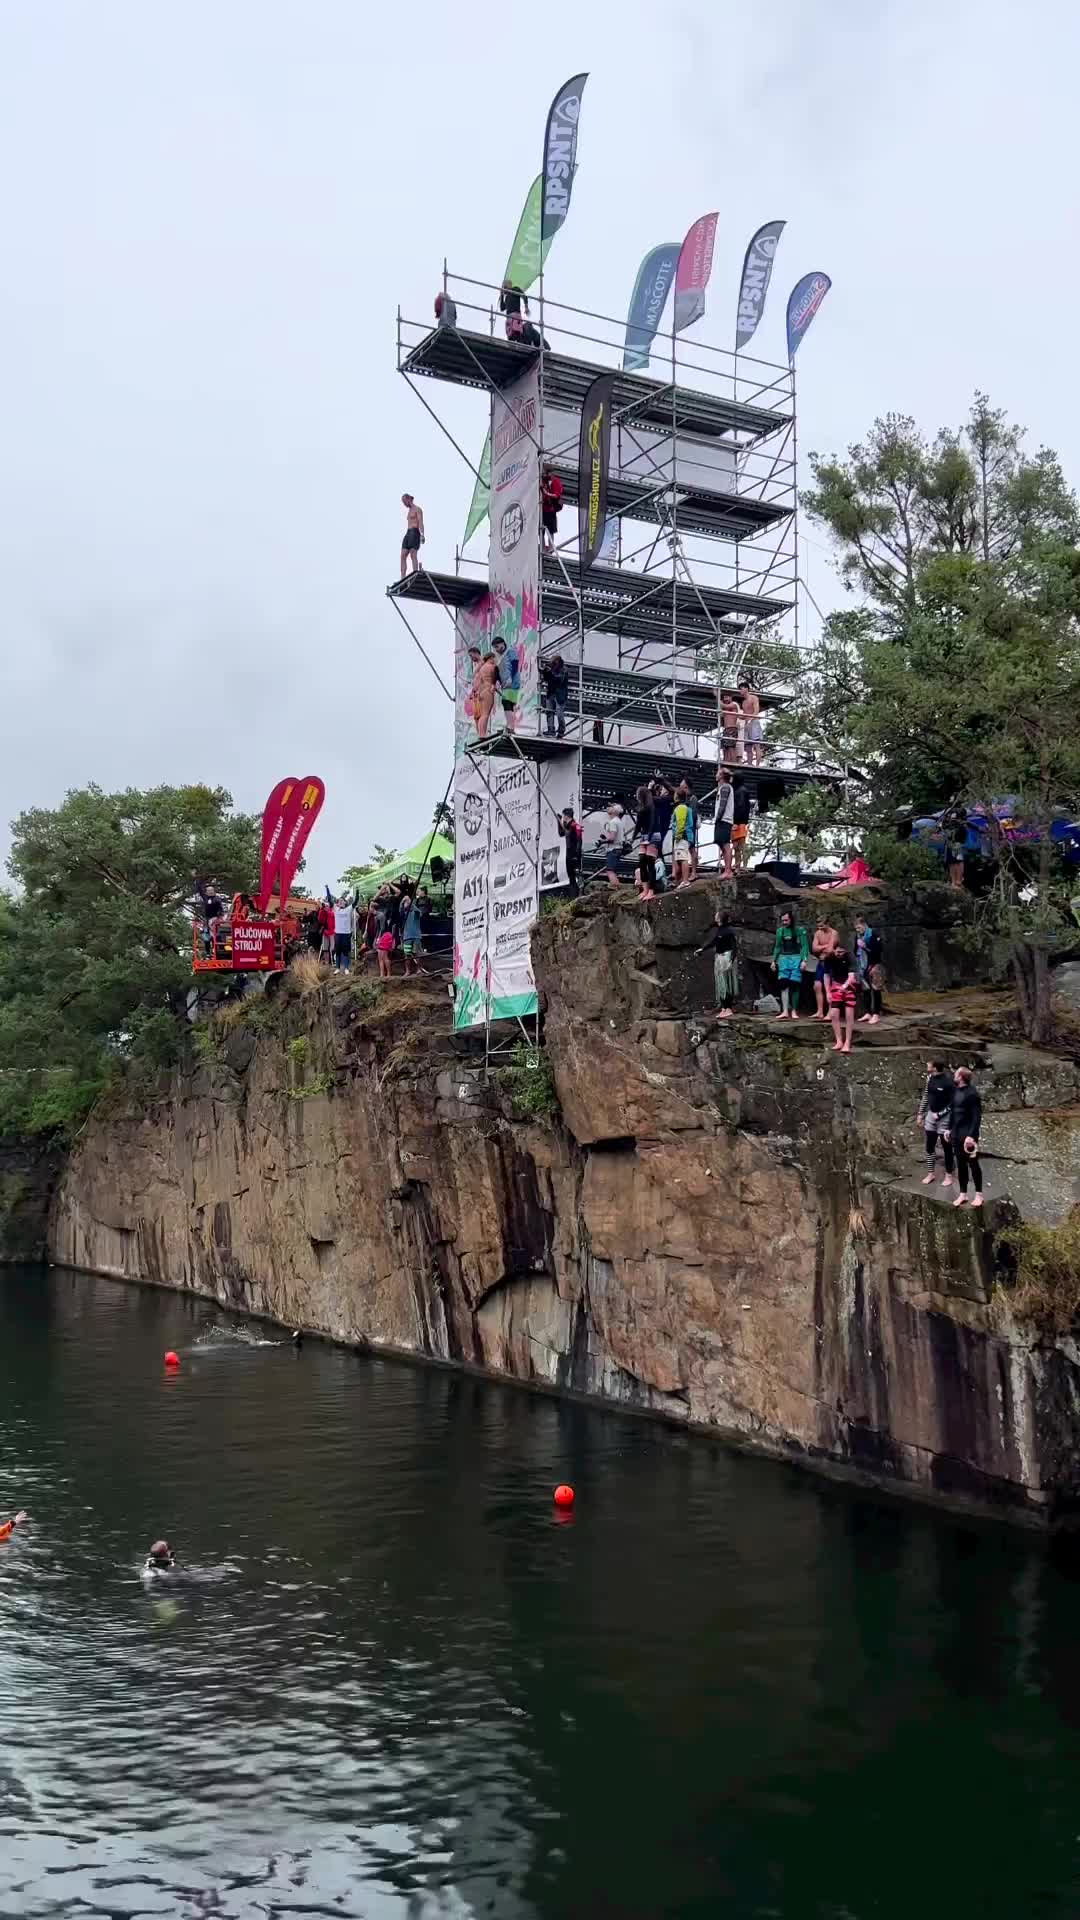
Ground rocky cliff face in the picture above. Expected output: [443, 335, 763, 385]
[48, 878, 1080, 1521]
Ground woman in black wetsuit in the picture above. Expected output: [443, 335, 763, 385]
[947, 1066, 983, 1209]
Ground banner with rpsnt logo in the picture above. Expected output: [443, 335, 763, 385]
[488, 364, 540, 735]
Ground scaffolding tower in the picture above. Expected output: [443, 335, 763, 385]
[388, 269, 824, 1056]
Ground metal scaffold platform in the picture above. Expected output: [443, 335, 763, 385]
[390, 262, 827, 1051]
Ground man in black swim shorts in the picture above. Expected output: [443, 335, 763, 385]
[400, 493, 425, 578]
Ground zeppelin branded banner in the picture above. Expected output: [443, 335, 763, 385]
[623, 241, 680, 372]
[452, 752, 581, 1028]
[577, 371, 615, 572]
[257, 775, 325, 910]
[230, 920, 279, 970]
[259, 778, 296, 910]
[673, 212, 718, 336]
[786, 272, 831, 361]
[276, 776, 325, 904]
[541, 73, 588, 243]
[735, 220, 786, 351]
[488, 364, 540, 733]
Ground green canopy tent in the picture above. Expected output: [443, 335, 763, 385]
[352, 833, 455, 902]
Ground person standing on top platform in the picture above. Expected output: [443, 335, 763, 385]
[434, 290, 458, 330]
[400, 495, 425, 578]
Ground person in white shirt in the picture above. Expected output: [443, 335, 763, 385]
[332, 891, 358, 971]
[714, 775, 735, 881]
[601, 803, 625, 888]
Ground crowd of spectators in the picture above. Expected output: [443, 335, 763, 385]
[695, 904, 889, 1054]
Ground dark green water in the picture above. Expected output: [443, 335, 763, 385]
[3, 1269, 1080, 1918]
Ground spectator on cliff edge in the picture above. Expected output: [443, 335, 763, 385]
[854, 912, 885, 1025]
[697, 909, 739, 1018]
[332, 891, 359, 972]
[601, 803, 625, 888]
[811, 914, 840, 1022]
[946, 1066, 984, 1208]
[823, 943, 858, 1054]
[558, 807, 582, 896]
[917, 1058, 956, 1189]
[770, 910, 810, 1020]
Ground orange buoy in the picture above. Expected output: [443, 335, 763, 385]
[164, 1350, 180, 1369]
[553, 1484, 575, 1510]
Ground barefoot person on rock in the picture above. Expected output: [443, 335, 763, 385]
[947, 1066, 984, 1209]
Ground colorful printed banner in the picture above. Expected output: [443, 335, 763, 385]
[735, 220, 786, 351]
[452, 751, 581, 1028]
[541, 73, 588, 243]
[786, 272, 831, 361]
[578, 371, 615, 571]
[673, 212, 718, 336]
[452, 756, 491, 1029]
[623, 241, 680, 372]
[489, 363, 540, 732]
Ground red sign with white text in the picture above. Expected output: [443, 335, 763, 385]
[230, 920, 280, 969]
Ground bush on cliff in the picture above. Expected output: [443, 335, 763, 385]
[997, 1209, 1080, 1336]
[0, 783, 259, 1135]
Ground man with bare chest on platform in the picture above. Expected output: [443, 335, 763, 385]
[739, 681, 763, 765]
[400, 494, 425, 578]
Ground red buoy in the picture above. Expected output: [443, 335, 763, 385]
[553, 1483, 575, 1509]
[164, 1350, 180, 1369]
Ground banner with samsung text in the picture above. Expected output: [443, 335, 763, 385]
[452, 752, 579, 1028]
[578, 371, 615, 572]
[786, 272, 831, 361]
[735, 220, 786, 351]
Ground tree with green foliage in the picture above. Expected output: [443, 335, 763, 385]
[338, 846, 397, 891]
[0, 784, 259, 1138]
[786, 394, 1080, 1041]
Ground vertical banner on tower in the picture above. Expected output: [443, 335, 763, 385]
[786, 272, 832, 361]
[735, 220, 786, 351]
[486, 758, 540, 1022]
[454, 592, 494, 757]
[623, 241, 680, 372]
[538, 755, 580, 890]
[673, 212, 718, 335]
[452, 756, 491, 1030]
[541, 73, 588, 243]
[489, 364, 540, 734]
[578, 371, 615, 571]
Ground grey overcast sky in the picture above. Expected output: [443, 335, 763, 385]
[2, 0, 1078, 887]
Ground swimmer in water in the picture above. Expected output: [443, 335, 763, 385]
[292, 1328, 303, 1348]
[0, 1510, 27, 1542]
[144, 1538, 175, 1574]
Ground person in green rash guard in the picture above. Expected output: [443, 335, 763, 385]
[771, 910, 810, 1020]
